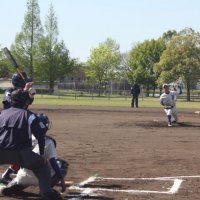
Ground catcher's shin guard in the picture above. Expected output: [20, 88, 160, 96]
[51, 159, 69, 187]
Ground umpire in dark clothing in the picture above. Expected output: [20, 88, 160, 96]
[131, 82, 140, 108]
[0, 89, 61, 200]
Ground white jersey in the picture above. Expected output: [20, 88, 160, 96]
[160, 91, 179, 107]
[14, 137, 57, 186]
[33, 137, 57, 176]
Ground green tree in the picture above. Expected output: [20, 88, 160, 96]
[35, 4, 72, 93]
[111, 52, 130, 90]
[0, 47, 11, 78]
[128, 39, 166, 96]
[162, 30, 177, 44]
[11, 0, 43, 79]
[86, 38, 120, 96]
[155, 28, 200, 101]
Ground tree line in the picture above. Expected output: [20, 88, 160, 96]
[85, 29, 200, 101]
[0, 0, 200, 101]
[0, 0, 77, 93]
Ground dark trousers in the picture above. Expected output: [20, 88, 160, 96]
[51, 159, 68, 187]
[0, 148, 52, 198]
[131, 95, 139, 108]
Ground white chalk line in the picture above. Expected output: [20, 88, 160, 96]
[78, 175, 97, 187]
[168, 179, 183, 194]
[97, 175, 200, 181]
[70, 178, 183, 195]
[68, 175, 200, 197]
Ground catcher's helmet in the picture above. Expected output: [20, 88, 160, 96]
[10, 89, 30, 108]
[37, 113, 51, 130]
[12, 72, 32, 88]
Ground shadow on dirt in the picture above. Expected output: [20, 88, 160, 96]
[64, 192, 114, 200]
[2, 191, 40, 200]
[176, 122, 200, 128]
[83, 183, 122, 189]
[136, 121, 200, 128]
[2, 191, 114, 200]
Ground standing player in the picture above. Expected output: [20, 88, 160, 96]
[1, 72, 36, 182]
[160, 83, 182, 127]
[130, 81, 140, 108]
[2, 71, 35, 109]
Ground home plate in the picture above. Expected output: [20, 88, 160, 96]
[194, 111, 200, 114]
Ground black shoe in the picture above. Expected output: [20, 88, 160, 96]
[0, 177, 12, 185]
[1, 182, 25, 195]
[41, 190, 62, 200]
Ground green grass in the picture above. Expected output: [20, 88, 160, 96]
[34, 95, 199, 109]
[34, 95, 131, 107]
[0, 94, 199, 109]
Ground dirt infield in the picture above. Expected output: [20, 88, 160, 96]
[0, 105, 200, 200]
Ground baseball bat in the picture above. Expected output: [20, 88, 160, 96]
[3, 47, 26, 81]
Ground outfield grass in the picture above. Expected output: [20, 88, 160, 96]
[0, 94, 199, 109]
[34, 95, 200, 109]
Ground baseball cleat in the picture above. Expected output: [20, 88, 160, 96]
[168, 123, 173, 127]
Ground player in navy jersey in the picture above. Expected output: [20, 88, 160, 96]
[1, 71, 36, 183]
[0, 89, 61, 200]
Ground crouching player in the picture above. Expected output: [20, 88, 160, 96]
[1, 113, 69, 194]
[160, 83, 182, 127]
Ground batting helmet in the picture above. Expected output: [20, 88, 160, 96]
[12, 72, 32, 88]
[10, 89, 31, 108]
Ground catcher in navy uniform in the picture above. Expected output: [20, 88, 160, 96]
[0, 89, 62, 200]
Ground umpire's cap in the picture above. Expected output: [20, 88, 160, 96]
[10, 89, 30, 108]
[12, 72, 32, 88]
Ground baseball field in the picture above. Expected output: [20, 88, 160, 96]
[0, 98, 200, 199]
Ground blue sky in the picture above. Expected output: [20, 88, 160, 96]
[1, 0, 200, 62]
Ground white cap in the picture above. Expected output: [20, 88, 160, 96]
[162, 84, 169, 88]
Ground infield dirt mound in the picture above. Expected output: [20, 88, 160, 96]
[0, 106, 200, 200]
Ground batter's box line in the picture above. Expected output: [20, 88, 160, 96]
[68, 175, 200, 196]
[96, 177, 183, 194]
